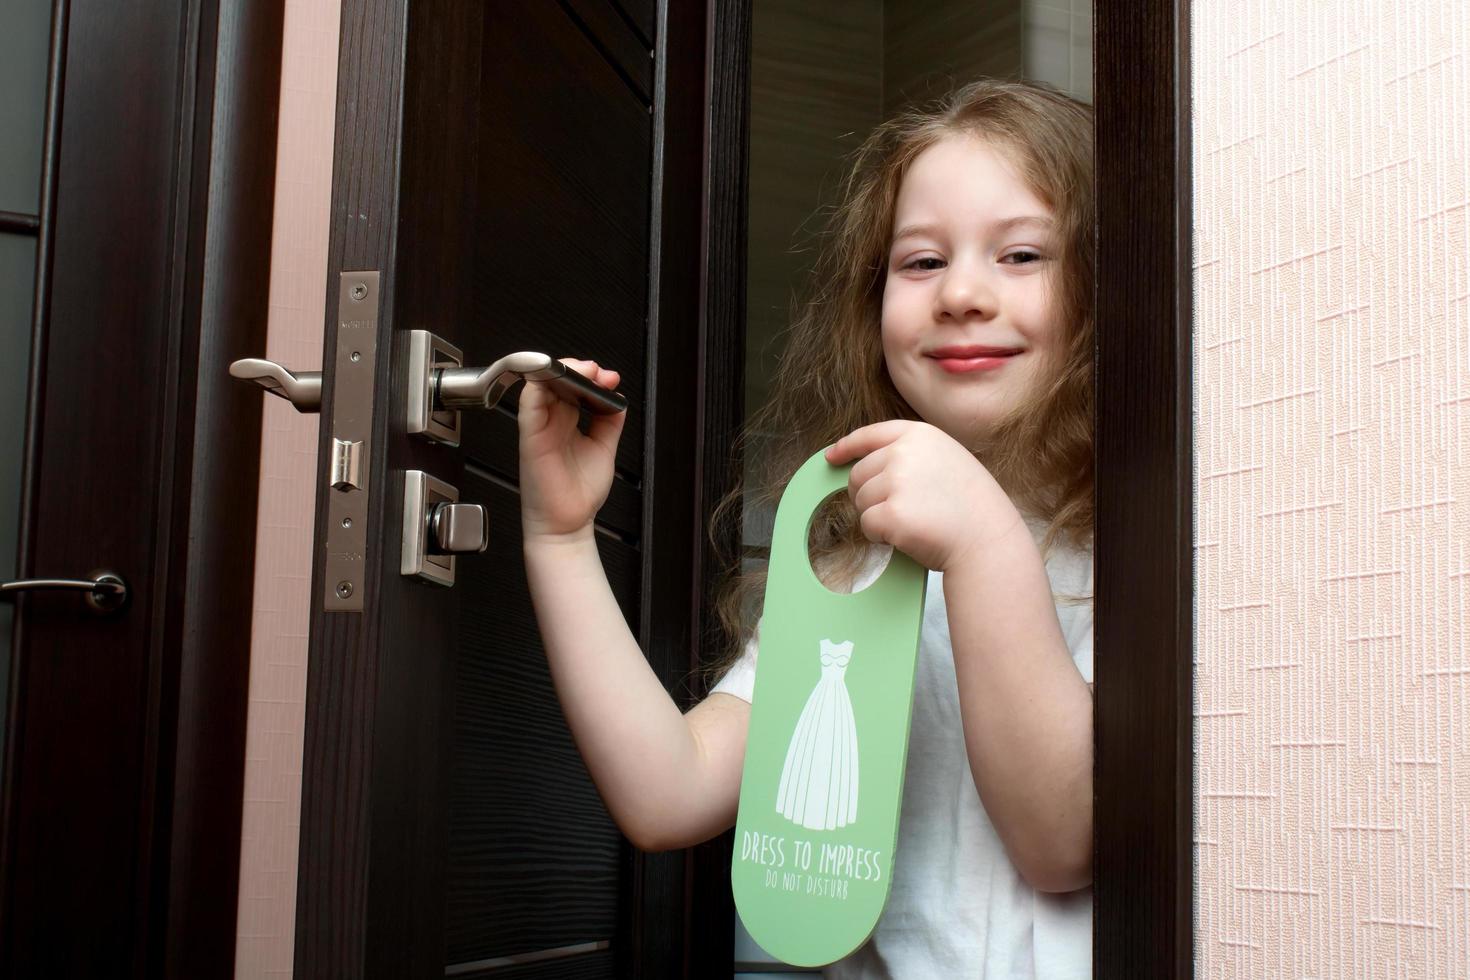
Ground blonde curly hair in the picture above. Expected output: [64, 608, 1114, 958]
[703, 77, 1095, 686]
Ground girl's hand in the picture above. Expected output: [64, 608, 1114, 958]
[824, 420, 1027, 572]
[518, 358, 627, 542]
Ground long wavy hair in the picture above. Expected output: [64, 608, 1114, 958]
[703, 77, 1095, 685]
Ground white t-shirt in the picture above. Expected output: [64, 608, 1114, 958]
[710, 516, 1094, 979]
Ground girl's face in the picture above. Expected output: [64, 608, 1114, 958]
[880, 133, 1065, 452]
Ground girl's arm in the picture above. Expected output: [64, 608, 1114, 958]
[523, 531, 750, 851]
[516, 358, 749, 852]
[944, 524, 1094, 894]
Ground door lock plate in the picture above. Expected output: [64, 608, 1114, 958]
[323, 271, 379, 612]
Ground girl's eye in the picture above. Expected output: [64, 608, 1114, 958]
[901, 256, 946, 271]
[1002, 250, 1044, 265]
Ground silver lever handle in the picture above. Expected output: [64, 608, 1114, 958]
[436, 352, 626, 415]
[1, 571, 129, 614]
[229, 358, 323, 413]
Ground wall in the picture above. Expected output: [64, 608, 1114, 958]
[1192, 0, 1470, 974]
[885, 0, 1026, 114]
[744, 1, 884, 427]
[1022, 0, 1092, 104]
[233, 0, 339, 974]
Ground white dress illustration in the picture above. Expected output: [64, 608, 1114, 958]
[775, 638, 860, 830]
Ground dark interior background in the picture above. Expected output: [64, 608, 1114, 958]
[739, 0, 1093, 550]
[734, 0, 1092, 973]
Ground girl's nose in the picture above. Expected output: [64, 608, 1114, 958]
[935, 264, 998, 321]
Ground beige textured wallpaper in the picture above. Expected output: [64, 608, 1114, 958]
[1192, 0, 1469, 975]
[233, 0, 339, 974]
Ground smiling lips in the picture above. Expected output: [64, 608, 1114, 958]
[926, 345, 1022, 374]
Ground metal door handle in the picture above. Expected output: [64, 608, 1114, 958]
[406, 331, 626, 446]
[228, 358, 323, 412]
[437, 352, 626, 415]
[0, 571, 129, 614]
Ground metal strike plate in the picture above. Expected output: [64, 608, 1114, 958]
[323, 271, 379, 612]
[407, 329, 464, 446]
[402, 470, 459, 587]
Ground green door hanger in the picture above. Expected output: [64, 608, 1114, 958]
[730, 448, 929, 967]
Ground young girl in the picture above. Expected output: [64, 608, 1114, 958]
[518, 77, 1095, 978]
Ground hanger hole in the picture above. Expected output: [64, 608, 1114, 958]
[806, 490, 893, 595]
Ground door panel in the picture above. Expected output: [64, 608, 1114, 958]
[452, 948, 615, 980]
[7, 1, 190, 971]
[2, 1, 282, 974]
[0, 235, 35, 771]
[296, 0, 743, 976]
[465, 1, 652, 478]
[447, 4, 651, 966]
[461, 426, 644, 541]
[445, 476, 639, 963]
[611, 0, 655, 47]
[0, 1, 48, 776]
[456, 0, 653, 546]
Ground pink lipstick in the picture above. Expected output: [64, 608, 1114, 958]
[927, 345, 1022, 374]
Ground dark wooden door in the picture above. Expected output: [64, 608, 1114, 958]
[294, 2, 749, 977]
[0, 1, 283, 977]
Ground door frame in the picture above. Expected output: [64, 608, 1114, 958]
[1, 0, 284, 976]
[292, 0, 1195, 977]
[1093, 0, 1194, 975]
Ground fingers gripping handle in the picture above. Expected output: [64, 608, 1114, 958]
[404, 332, 628, 446]
[436, 352, 627, 415]
[540, 359, 628, 415]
